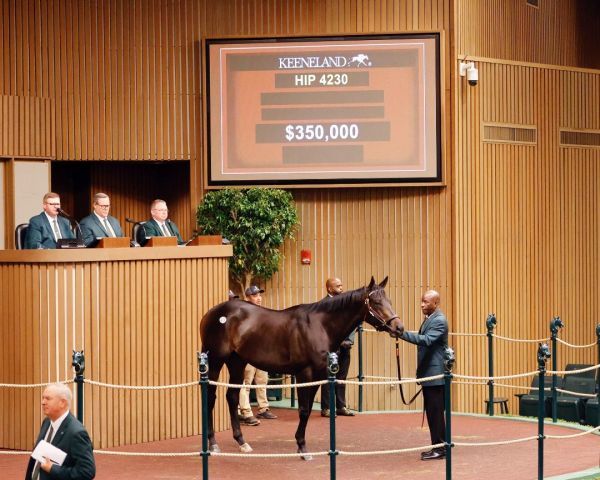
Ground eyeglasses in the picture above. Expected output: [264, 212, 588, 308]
[45, 202, 61, 206]
[96, 204, 111, 208]
[152, 208, 168, 212]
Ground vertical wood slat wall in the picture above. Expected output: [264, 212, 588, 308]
[0, 255, 230, 449]
[1, 0, 599, 425]
[452, 0, 600, 414]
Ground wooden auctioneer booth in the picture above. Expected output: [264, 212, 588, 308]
[0, 240, 232, 450]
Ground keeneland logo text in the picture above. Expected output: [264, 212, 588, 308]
[277, 54, 372, 69]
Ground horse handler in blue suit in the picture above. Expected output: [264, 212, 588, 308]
[393, 290, 449, 461]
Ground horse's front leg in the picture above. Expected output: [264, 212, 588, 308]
[295, 382, 320, 461]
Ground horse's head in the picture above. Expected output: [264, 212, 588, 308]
[363, 277, 404, 336]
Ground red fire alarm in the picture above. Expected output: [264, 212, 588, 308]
[300, 249, 311, 265]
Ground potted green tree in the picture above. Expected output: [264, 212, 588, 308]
[196, 188, 300, 295]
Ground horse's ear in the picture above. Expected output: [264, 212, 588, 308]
[378, 276, 389, 289]
[368, 277, 376, 290]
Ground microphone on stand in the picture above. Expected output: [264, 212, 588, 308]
[56, 208, 85, 245]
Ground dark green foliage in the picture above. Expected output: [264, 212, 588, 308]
[196, 188, 299, 292]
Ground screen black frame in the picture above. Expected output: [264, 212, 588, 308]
[204, 33, 443, 187]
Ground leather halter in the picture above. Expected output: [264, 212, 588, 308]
[364, 291, 398, 331]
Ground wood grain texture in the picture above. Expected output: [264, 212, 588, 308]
[0, 248, 231, 449]
[1, 0, 599, 439]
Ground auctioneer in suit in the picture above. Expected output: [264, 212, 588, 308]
[143, 218, 184, 244]
[24, 213, 75, 249]
[79, 214, 124, 247]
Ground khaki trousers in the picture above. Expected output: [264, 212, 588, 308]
[239, 364, 269, 416]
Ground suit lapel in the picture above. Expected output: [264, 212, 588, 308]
[50, 414, 72, 446]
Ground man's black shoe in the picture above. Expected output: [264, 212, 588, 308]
[321, 409, 332, 418]
[421, 449, 445, 460]
[337, 407, 355, 417]
[420, 449, 434, 458]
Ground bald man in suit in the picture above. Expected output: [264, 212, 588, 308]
[25, 383, 95, 479]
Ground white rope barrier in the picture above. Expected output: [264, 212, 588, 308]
[0, 379, 73, 388]
[454, 435, 539, 447]
[494, 383, 551, 392]
[362, 375, 400, 380]
[340, 374, 443, 386]
[95, 450, 199, 457]
[556, 338, 597, 349]
[548, 364, 600, 376]
[492, 334, 549, 343]
[338, 443, 445, 456]
[546, 425, 600, 439]
[555, 388, 597, 398]
[209, 379, 326, 389]
[0, 450, 30, 455]
[85, 379, 197, 390]
[211, 451, 329, 458]
[454, 371, 539, 381]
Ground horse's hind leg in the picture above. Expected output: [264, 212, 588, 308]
[295, 381, 320, 460]
[206, 357, 225, 453]
[225, 354, 251, 452]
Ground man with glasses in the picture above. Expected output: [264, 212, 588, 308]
[143, 199, 184, 244]
[24, 192, 75, 249]
[79, 193, 124, 247]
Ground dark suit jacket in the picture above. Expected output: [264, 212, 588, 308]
[400, 309, 448, 386]
[143, 218, 184, 244]
[79, 214, 124, 247]
[24, 213, 75, 249]
[25, 413, 96, 480]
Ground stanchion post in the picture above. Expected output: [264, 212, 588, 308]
[327, 352, 339, 480]
[72, 350, 85, 423]
[537, 343, 551, 480]
[357, 321, 364, 412]
[596, 325, 600, 428]
[486, 314, 497, 416]
[198, 352, 210, 480]
[444, 347, 455, 480]
[550, 316, 563, 423]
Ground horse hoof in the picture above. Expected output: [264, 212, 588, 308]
[239, 442, 253, 453]
[297, 449, 313, 461]
[209, 444, 221, 453]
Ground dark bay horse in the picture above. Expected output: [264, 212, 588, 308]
[199, 277, 403, 458]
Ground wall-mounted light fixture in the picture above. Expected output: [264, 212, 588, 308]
[459, 61, 478, 86]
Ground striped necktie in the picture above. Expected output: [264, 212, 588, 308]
[103, 218, 115, 237]
[52, 219, 62, 240]
[161, 223, 171, 237]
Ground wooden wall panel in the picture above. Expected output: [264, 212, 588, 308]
[0, 250, 230, 449]
[456, 0, 600, 69]
[453, 60, 600, 414]
[0, 95, 54, 157]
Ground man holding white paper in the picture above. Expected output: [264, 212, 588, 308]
[25, 383, 95, 479]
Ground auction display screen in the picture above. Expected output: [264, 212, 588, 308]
[205, 34, 441, 185]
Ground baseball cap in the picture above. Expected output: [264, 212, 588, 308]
[228, 290, 239, 299]
[245, 285, 265, 296]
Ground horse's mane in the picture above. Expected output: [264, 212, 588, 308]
[303, 287, 367, 314]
